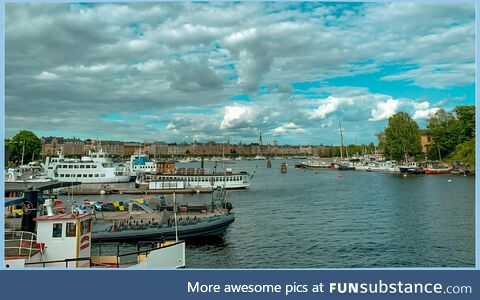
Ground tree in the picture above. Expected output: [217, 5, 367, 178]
[450, 139, 475, 167]
[383, 112, 422, 161]
[426, 109, 461, 160]
[6, 130, 42, 165]
[454, 105, 475, 141]
[375, 132, 386, 153]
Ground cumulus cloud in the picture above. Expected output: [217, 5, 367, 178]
[4, 2, 475, 144]
[220, 104, 255, 130]
[413, 108, 440, 120]
[369, 99, 401, 121]
[270, 122, 305, 135]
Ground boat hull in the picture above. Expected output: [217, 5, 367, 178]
[424, 168, 452, 175]
[92, 213, 235, 242]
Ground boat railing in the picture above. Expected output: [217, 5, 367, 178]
[92, 240, 183, 268]
[4, 231, 45, 260]
[24, 257, 92, 268]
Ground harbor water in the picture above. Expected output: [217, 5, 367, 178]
[67, 159, 475, 268]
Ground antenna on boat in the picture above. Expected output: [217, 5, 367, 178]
[173, 192, 178, 242]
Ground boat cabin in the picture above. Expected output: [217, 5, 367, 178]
[34, 213, 93, 267]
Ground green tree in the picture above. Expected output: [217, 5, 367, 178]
[450, 139, 475, 167]
[426, 109, 461, 160]
[6, 130, 42, 165]
[454, 105, 475, 141]
[375, 132, 386, 153]
[383, 112, 422, 161]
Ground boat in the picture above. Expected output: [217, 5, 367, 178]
[136, 161, 250, 190]
[129, 152, 156, 180]
[295, 157, 331, 169]
[43, 149, 131, 184]
[5, 166, 50, 182]
[398, 162, 424, 174]
[253, 155, 266, 160]
[354, 162, 377, 171]
[337, 163, 355, 171]
[365, 160, 400, 173]
[90, 188, 235, 242]
[4, 197, 185, 269]
[424, 163, 453, 175]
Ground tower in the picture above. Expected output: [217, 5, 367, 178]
[258, 131, 263, 146]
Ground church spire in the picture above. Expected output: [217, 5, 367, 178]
[258, 131, 263, 145]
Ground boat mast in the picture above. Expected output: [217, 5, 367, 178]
[339, 120, 344, 160]
[173, 192, 178, 242]
[21, 140, 26, 165]
[223, 142, 227, 204]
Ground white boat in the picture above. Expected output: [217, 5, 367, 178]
[139, 146, 250, 189]
[5, 167, 50, 182]
[253, 155, 266, 160]
[137, 166, 250, 190]
[296, 157, 331, 169]
[366, 160, 400, 173]
[129, 153, 157, 178]
[354, 162, 377, 171]
[4, 205, 185, 269]
[44, 150, 131, 184]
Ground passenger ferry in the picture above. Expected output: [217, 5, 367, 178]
[136, 164, 250, 190]
[43, 150, 131, 184]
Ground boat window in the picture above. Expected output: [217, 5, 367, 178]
[94, 174, 99, 177]
[86, 165, 91, 169]
[52, 223, 63, 238]
[74, 165, 79, 168]
[101, 173, 105, 177]
[83, 174, 87, 177]
[66, 222, 76, 237]
[80, 165, 85, 168]
[68, 165, 73, 169]
[81, 220, 91, 235]
[65, 174, 70, 177]
[92, 165, 97, 168]
[88, 174, 93, 177]
[60, 174, 64, 177]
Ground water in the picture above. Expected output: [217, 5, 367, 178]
[66, 159, 475, 268]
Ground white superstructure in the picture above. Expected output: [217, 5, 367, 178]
[137, 168, 250, 190]
[44, 150, 130, 184]
[366, 160, 400, 173]
[129, 153, 156, 178]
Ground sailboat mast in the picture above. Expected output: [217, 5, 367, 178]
[339, 120, 344, 160]
[173, 192, 178, 242]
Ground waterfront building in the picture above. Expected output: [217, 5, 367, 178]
[419, 129, 432, 154]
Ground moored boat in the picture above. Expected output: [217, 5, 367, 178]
[4, 195, 185, 269]
[136, 161, 250, 190]
[424, 164, 453, 175]
[90, 188, 235, 242]
[44, 149, 131, 184]
[398, 162, 423, 174]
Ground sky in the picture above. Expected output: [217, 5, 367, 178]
[5, 2, 475, 145]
